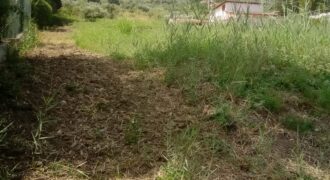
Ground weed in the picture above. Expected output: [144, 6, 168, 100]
[254, 128, 273, 154]
[19, 21, 39, 54]
[117, 19, 133, 34]
[160, 127, 200, 179]
[124, 116, 141, 145]
[250, 90, 283, 112]
[210, 104, 237, 131]
[32, 94, 57, 153]
[281, 115, 314, 133]
[206, 136, 232, 155]
[0, 117, 13, 144]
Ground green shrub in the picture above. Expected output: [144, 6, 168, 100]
[47, 0, 62, 12]
[137, 5, 150, 12]
[19, 22, 38, 53]
[102, 3, 119, 19]
[83, 3, 108, 21]
[281, 115, 314, 133]
[32, 0, 53, 28]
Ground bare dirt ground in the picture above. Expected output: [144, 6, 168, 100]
[1, 27, 329, 180]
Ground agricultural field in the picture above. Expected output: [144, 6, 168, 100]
[1, 0, 330, 179]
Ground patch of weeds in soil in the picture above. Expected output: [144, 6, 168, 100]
[210, 104, 237, 132]
[64, 81, 81, 94]
[247, 154, 268, 174]
[124, 116, 142, 145]
[281, 115, 314, 133]
[250, 90, 283, 113]
[160, 128, 199, 180]
[159, 127, 214, 179]
[292, 151, 318, 180]
[254, 128, 273, 155]
[39, 161, 89, 179]
[32, 94, 57, 153]
[206, 136, 232, 156]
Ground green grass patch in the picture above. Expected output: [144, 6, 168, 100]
[281, 115, 314, 133]
[73, 17, 164, 59]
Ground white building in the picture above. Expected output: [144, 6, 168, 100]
[210, 1, 264, 21]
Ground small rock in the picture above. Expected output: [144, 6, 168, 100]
[60, 100, 67, 105]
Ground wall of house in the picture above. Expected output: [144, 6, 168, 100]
[210, 2, 264, 22]
[225, 2, 263, 14]
[211, 8, 230, 21]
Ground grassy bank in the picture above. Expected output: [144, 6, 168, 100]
[74, 16, 330, 111]
[139, 17, 330, 109]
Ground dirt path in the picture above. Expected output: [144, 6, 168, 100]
[21, 27, 200, 179]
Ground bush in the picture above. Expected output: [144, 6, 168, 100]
[61, 0, 83, 17]
[61, 0, 120, 20]
[137, 5, 150, 12]
[102, 3, 119, 18]
[47, 0, 62, 12]
[32, 0, 53, 28]
[83, 3, 108, 21]
[19, 22, 38, 53]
